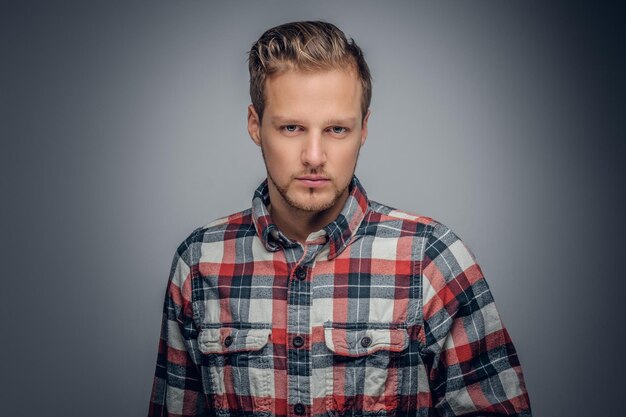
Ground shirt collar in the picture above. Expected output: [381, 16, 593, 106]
[251, 176, 370, 259]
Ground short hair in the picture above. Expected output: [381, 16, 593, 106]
[248, 21, 372, 123]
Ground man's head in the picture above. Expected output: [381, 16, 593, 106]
[246, 21, 372, 225]
[248, 21, 371, 124]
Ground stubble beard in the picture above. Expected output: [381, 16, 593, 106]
[269, 173, 344, 213]
[261, 146, 358, 214]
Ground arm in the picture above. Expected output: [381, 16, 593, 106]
[421, 223, 531, 416]
[148, 233, 209, 416]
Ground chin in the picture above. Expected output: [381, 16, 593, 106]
[286, 187, 340, 213]
[289, 194, 335, 213]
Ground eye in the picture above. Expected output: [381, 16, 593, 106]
[280, 125, 302, 135]
[328, 126, 349, 137]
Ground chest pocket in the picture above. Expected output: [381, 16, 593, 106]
[198, 325, 273, 413]
[323, 323, 409, 416]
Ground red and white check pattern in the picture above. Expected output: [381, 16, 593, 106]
[148, 176, 531, 416]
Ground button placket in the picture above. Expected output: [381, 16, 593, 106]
[285, 246, 317, 417]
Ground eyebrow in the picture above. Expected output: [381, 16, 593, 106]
[324, 118, 357, 126]
[269, 116, 357, 126]
[269, 116, 299, 125]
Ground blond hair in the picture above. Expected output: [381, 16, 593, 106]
[248, 21, 372, 123]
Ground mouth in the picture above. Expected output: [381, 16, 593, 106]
[295, 175, 330, 188]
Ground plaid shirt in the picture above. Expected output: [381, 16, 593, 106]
[148, 176, 531, 417]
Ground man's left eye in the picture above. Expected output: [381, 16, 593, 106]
[330, 126, 347, 134]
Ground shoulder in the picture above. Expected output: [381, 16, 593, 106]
[370, 200, 433, 222]
[365, 200, 443, 239]
[198, 207, 255, 239]
[173, 207, 255, 264]
[365, 200, 476, 261]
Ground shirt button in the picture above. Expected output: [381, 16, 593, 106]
[224, 335, 233, 347]
[295, 267, 307, 280]
[294, 403, 306, 415]
[292, 335, 305, 348]
[360, 336, 372, 348]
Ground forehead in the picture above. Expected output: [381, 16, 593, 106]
[263, 69, 362, 120]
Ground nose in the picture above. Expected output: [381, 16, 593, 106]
[301, 132, 326, 168]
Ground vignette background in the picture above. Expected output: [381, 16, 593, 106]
[2, 1, 624, 415]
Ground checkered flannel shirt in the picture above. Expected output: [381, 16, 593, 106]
[148, 176, 531, 417]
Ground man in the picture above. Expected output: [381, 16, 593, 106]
[148, 21, 531, 417]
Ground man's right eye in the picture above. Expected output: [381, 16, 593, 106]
[281, 125, 300, 134]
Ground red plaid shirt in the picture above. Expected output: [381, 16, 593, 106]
[148, 176, 531, 416]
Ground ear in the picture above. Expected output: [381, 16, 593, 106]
[359, 109, 371, 146]
[247, 104, 262, 146]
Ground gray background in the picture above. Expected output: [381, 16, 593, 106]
[2, 0, 624, 416]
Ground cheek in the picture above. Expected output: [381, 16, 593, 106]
[262, 142, 296, 176]
[335, 145, 360, 168]
[264, 143, 290, 165]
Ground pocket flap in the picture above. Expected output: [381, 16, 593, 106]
[198, 327, 271, 354]
[324, 327, 408, 357]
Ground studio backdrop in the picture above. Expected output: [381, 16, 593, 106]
[2, 1, 623, 416]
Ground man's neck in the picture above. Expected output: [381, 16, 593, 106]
[267, 187, 349, 245]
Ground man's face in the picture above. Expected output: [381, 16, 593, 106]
[247, 68, 369, 215]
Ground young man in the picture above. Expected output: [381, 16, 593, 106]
[148, 21, 531, 417]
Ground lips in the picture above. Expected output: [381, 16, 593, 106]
[296, 175, 330, 188]
[297, 175, 328, 181]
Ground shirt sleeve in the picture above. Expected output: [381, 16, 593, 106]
[148, 233, 209, 416]
[421, 222, 531, 416]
